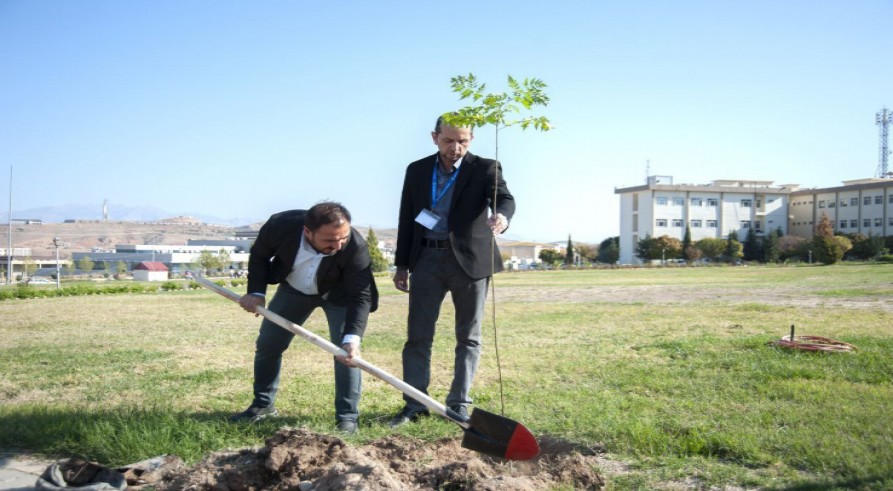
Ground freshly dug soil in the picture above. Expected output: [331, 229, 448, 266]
[154, 427, 604, 490]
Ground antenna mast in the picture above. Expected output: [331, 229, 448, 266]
[877, 107, 892, 178]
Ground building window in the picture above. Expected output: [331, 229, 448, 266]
[740, 221, 751, 229]
[672, 197, 684, 206]
[706, 220, 717, 228]
[690, 198, 703, 206]
[889, 195, 893, 204]
[874, 218, 882, 227]
[864, 196, 872, 205]
[828, 201, 836, 208]
[656, 197, 668, 205]
[839, 200, 847, 207]
[707, 198, 718, 206]
[864, 218, 871, 227]
[875, 195, 883, 204]
[690, 219, 702, 228]
[632, 193, 639, 212]
[656, 219, 667, 227]
[741, 199, 752, 208]
[840, 220, 847, 229]
[818, 200, 825, 208]
[851, 197, 859, 206]
[672, 219, 684, 227]
[754, 221, 762, 231]
[850, 219, 858, 228]
[889, 218, 893, 226]
[755, 199, 762, 208]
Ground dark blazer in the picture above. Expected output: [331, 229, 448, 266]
[395, 151, 515, 280]
[246, 210, 379, 338]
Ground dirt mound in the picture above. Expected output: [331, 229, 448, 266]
[155, 428, 604, 490]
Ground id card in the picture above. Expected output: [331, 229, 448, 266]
[415, 209, 441, 230]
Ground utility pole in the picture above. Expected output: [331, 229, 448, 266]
[7, 167, 11, 285]
[53, 237, 61, 289]
[877, 107, 891, 178]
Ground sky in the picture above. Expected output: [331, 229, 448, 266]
[1, 1, 891, 244]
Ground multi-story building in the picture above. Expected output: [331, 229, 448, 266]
[615, 176, 796, 264]
[789, 178, 893, 238]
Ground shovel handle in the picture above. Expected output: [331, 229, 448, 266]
[195, 277, 468, 428]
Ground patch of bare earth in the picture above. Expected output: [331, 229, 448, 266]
[154, 428, 605, 490]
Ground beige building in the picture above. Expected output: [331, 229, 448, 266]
[789, 178, 893, 238]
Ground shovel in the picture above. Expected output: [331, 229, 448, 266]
[195, 277, 539, 461]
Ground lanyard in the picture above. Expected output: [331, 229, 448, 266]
[431, 157, 459, 209]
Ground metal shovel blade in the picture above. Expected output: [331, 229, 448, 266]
[461, 407, 540, 460]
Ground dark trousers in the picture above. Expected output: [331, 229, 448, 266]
[252, 283, 361, 422]
[402, 247, 488, 411]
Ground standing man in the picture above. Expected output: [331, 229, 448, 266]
[389, 115, 515, 427]
[231, 202, 378, 434]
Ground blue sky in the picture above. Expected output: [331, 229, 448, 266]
[1, 1, 891, 243]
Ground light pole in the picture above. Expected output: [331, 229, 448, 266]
[662, 248, 666, 265]
[53, 237, 61, 289]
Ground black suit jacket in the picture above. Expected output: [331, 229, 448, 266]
[395, 151, 515, 280]
[246, 210, 378, 338]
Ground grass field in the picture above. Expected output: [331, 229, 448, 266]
[2, 264, 892, 490]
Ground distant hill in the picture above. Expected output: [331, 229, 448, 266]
[1, 203, 261, 226]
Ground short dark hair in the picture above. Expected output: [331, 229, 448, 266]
[306, 201, 351, 231]
[434, 114, 473, 135]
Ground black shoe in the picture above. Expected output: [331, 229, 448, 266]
[448, 405, 469, 421]
[336, 420, 358, 434]
[229, 405, 278, 423]
[388, 406, 430, 428]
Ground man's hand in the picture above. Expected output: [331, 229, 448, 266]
[238, 294, 265, 317]
[336, 342, 360, 367]
[487, 213, 508, 235]
[393, 269, 409, 293]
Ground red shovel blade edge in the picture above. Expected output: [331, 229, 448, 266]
[460, 408, 540, 461]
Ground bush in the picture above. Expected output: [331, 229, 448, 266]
[878, 254, 893, 263]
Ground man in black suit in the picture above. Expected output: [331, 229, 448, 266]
[389, 115, 515, 427]
[231, 202, 378, 434]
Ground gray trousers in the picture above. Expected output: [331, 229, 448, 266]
[402, 247, 488, 411]
[252, 283, 361, 422]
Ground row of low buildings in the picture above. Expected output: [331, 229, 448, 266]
[615, 176, 893, 264]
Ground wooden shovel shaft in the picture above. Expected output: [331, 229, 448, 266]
[196, 277, 468, 428]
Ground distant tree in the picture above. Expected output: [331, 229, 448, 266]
[813, 214, 844, 265]
[634, 234, 654, 262]
[763, 229, 781, 264]
[116, 261, 127, 276]
[695, 238, 726, 261]
[685, 245, 703, 262]
[681, 226, 692, 261]
[724, 230, 743, 262]
[565, 235, 575, 266]
[196, 250, 230, 274]
[64, 260, 76, 277]
[538, 249, 562, 266]
[365, 227, 389, 272]
[777, 235, 809, 262]
[742, 227, 761, 262]
[636, 234, 682, 262]
[77, 256, 95, 274]
[23, 257, 37, 279]
[575, 243, 597, 263]
[597, 237, 619, 264]
[102, 261, 112, 277]
[846, 233, 887, 260]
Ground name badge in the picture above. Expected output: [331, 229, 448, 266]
[415, 209, 441, 230]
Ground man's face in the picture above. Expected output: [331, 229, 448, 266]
[431, 125, 473, 166]
[304, 221, 351, 254]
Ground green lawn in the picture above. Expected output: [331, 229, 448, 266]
[1, 264, 891, 490]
